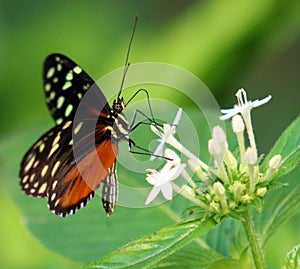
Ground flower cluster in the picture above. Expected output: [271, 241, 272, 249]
[145, 88, 282, 218]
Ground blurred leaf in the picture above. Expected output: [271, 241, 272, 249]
[282, 244, 300, 269]
[84, 218, 216, 269]
[254, 116, 300, 248]
[208, 258, 244, 269]
[261, 115, 300, 179]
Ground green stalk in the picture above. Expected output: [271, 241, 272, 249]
[241, 210, 265, 269]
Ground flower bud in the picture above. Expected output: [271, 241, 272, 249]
[244, 147, 257, 165]
[268, 154, 282, 169]
[241, 194, 252, 204]
[212, 126, 226, 144]
[208, 138, 221, 156]
[213, 182, 225, 196]
[209, 201, 220, 212]
[232, 115, 245, 133]
[230, 181, 246, 201]
[256, 187, 267, 197]
[213, 182, 228, 213]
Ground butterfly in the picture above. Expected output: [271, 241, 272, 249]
[19, 52, 133, 217]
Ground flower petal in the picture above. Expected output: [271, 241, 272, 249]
[150, 139, 165, 160]
[164, 148, 180, 163]
[252, 95, 272, 108]
[145, 186, 161, 205]
[168, 163, 186, 181]
[160, 182, 173, 200]
[173, 108, 182, 126]
[220, 106, 245, 120]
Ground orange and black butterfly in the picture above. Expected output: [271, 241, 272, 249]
[19, 52, 131, 217]
[18, 19, 144, 217]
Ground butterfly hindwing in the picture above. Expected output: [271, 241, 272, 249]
[47, 136, 118, 216]
[20, 117, 118, 216]
[19, 121, 74, 198]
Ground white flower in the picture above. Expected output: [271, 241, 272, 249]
[150, 108, 182, 160]
[145, 149, 186, 205]
[220, 88, 271, 120]
[220, 88, 271, 156]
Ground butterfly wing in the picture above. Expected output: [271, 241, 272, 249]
[43, 53, 111, 124]
[20, 118, 118, 217]
[19, 54, 121, 217]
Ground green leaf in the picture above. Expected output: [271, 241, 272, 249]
[262, 116, 300, 180]
[149, 240, 245, 269]
[255, 166, 300, 245]
[84, 219, 216, 269]
[255, 116, 300, 245]
[282, 244, 300, 269]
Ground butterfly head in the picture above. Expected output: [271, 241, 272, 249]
[113, 97, 125, 114]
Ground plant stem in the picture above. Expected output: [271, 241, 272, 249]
[241, 210, 265, 269]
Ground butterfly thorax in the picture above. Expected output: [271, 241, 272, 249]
[108, 97, 129, 143]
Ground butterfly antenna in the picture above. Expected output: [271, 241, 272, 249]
[117, 16, 139, 100]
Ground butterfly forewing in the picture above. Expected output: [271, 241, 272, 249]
[43, 54, 110, 124]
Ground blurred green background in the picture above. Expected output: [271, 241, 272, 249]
[1, 1, 299, 268]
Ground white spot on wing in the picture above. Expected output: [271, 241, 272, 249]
[29, 173, 36, 182]
[52, 180, 58, 190]
[39, 143, 45, 152]
[46, 67, 55, 79]
[52, 134, 60, 146]
[49, 91, 56, 100]
[65, 104, 73, 117]
[62, 121, 72, 129]
[51, 193, 56, 201]
[38, 183, 48, 194]
[24, 155, 35, 172]
[41, 165, 49, 177]
[51, 161, 60, 177]
[73, 66, 82, 74]
[62, 81, 72, 90]
[54, 199, 59, 207]
[48, 144, 59, 158]
[45, 83, 51, 92]
[56, 96, 65, 109]
[66, 72, 73, 81]
[53, 77, 58, 83]
[56, 118, 63, 125]
[33, 160, 39, 168]
[22, 175, 29, 183]
[57, 63, 62, 71]
[74, 122, 83, 134]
